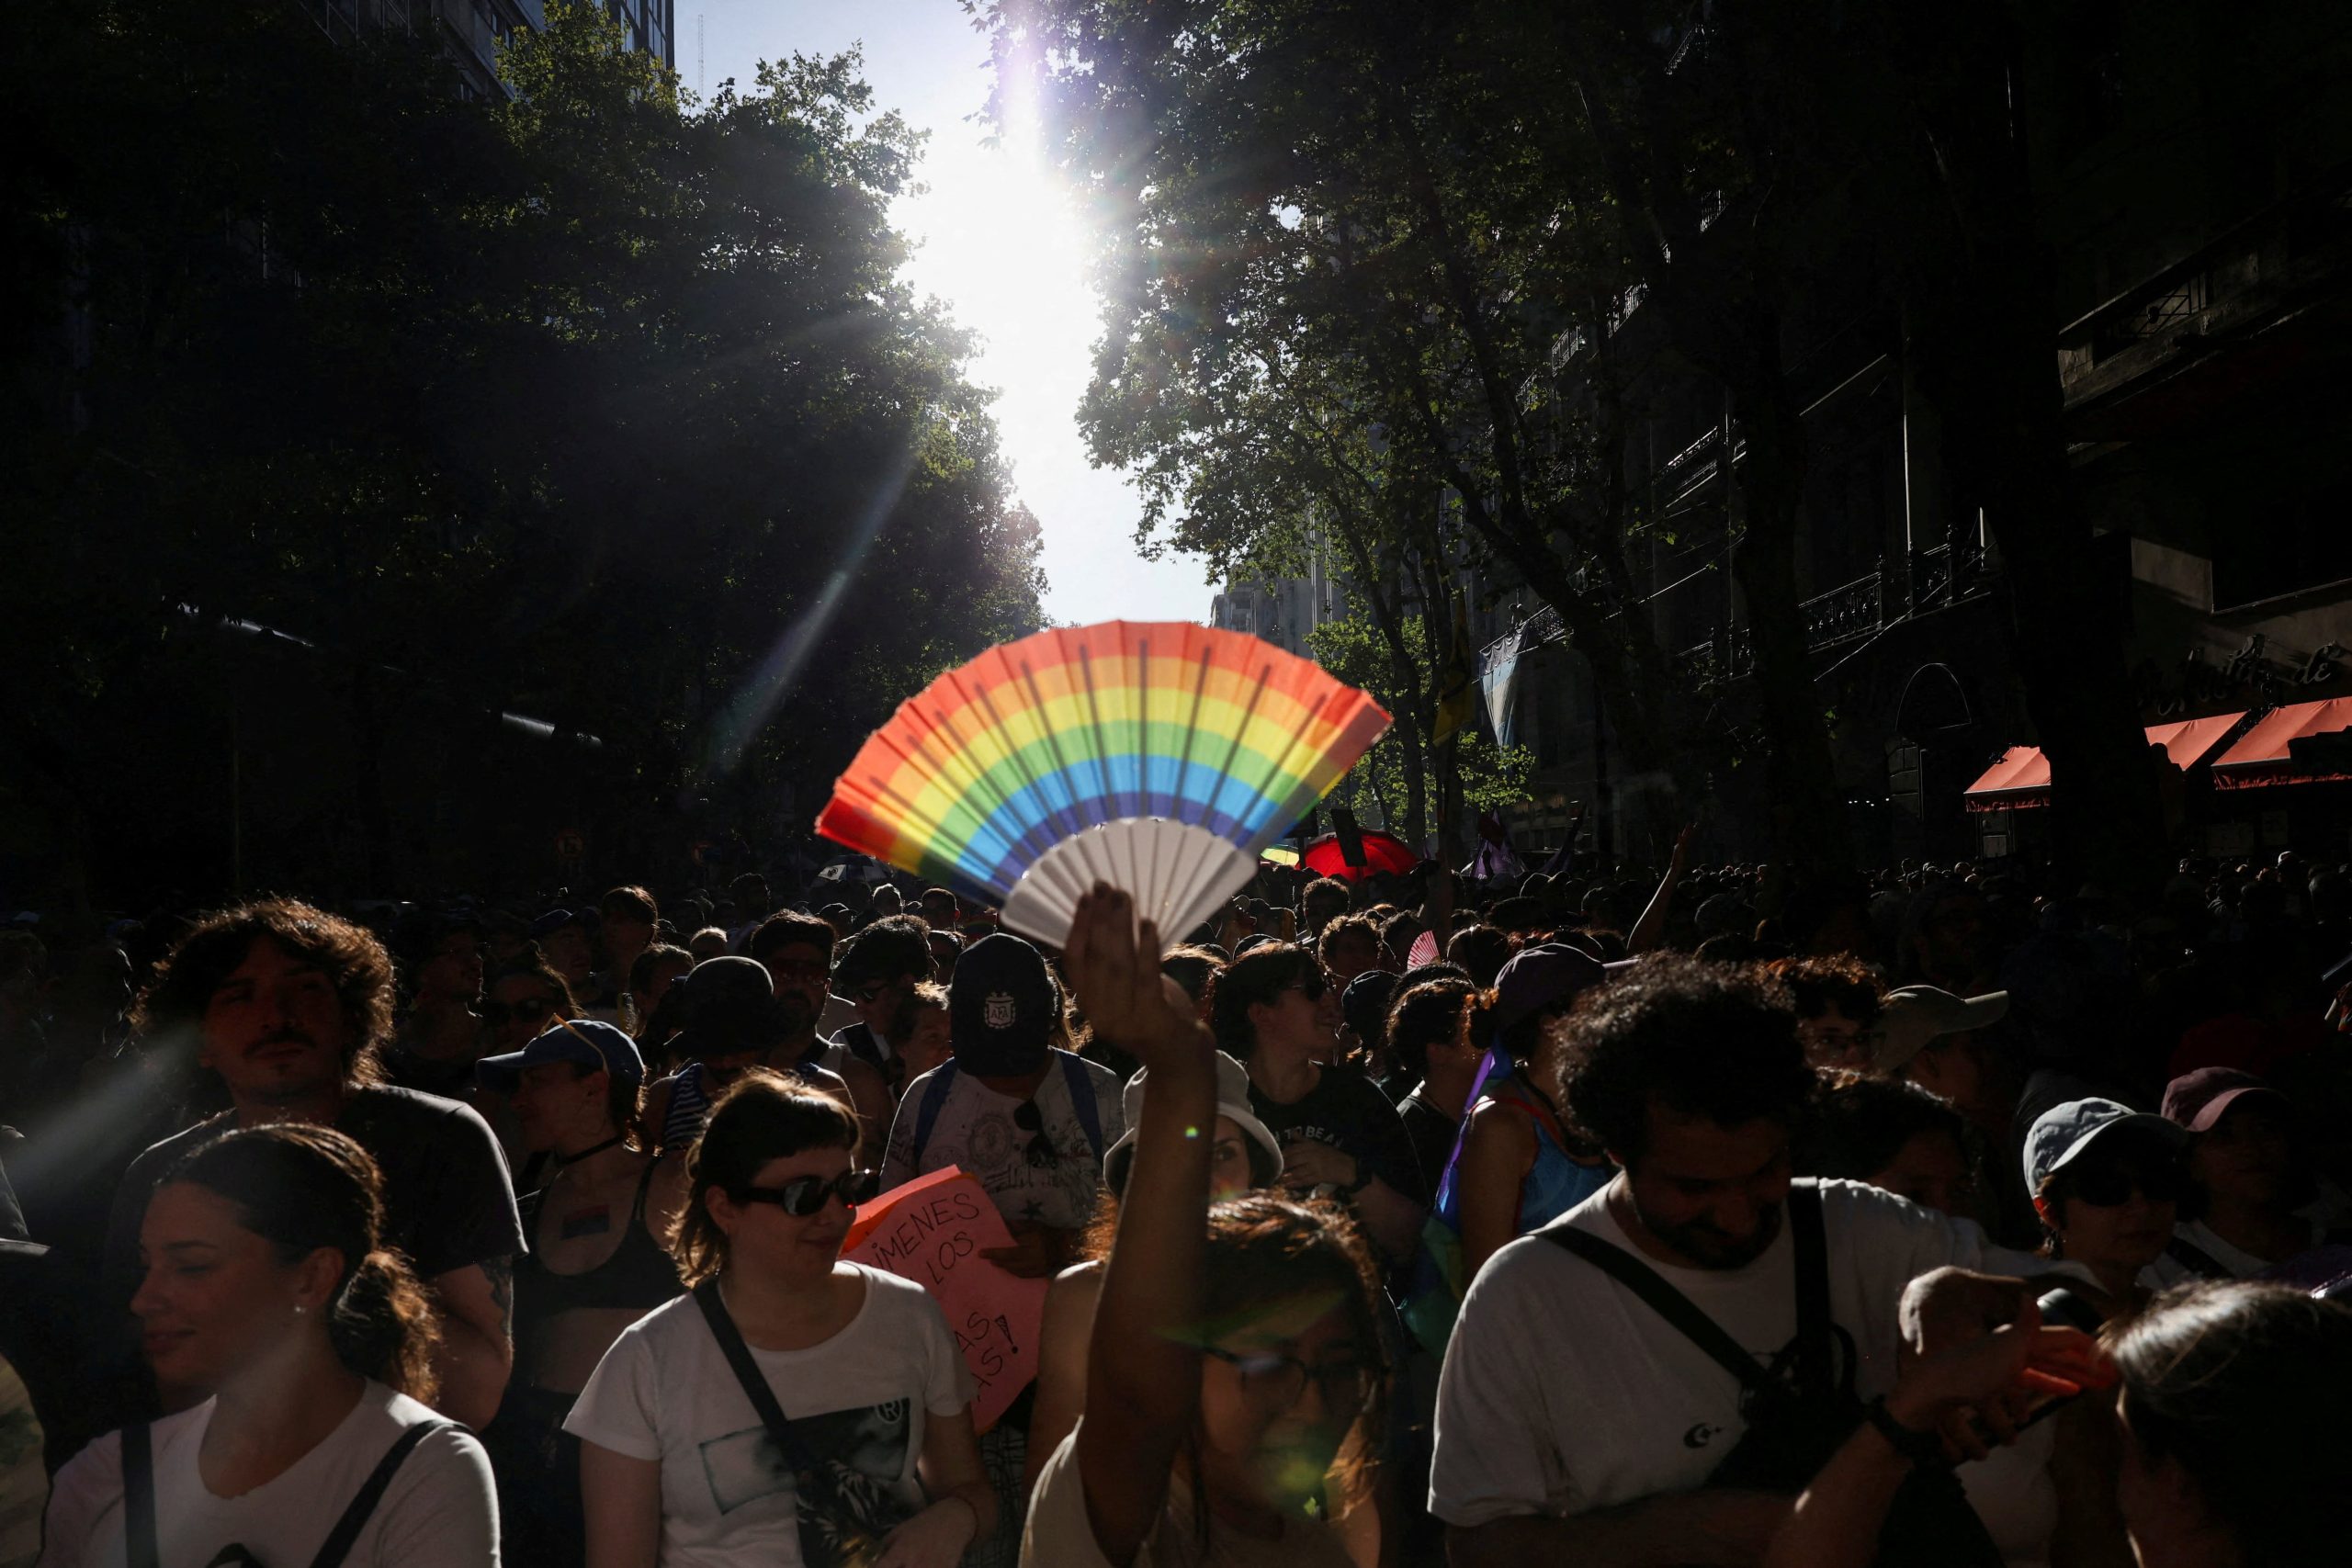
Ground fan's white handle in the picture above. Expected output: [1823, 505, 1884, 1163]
[999, 820, 1258, 953]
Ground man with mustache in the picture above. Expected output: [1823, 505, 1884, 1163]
[1434, 955, 2072, 1567]
[101, 898, 524, 1431]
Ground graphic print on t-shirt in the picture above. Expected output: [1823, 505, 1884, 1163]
[697, 1396, 912, 1518]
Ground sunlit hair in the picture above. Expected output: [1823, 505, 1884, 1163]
[1385, 977, 1476, 1084]
[1159, 945, 1226, 1004]
[908, 980, 948, 1014]
[1767, 953, 1882, 1026]
[627, 943, 692, 995]
[2104, 1282, 2352, 1568]
[1315, 913, 1383, 966]
[162, 1123, 438, 1403]
[667, 1068, 860, 1286]
[1444, 924, 1514, 987]
[600, 886, 659, 925]
[133, 898, 395, 1091]
[1205, 942, 1321, 1062]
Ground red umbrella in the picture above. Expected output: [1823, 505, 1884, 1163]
[1297, 829, 1419, 882]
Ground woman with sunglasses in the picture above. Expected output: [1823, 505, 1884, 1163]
[1031, 886, 1389, 1568]
[568, 1069, 991, 1568]
[1210, 945, 1427, 1263]
[2023, 1100, 2193, 1322]
[482, 957, 582, 1061]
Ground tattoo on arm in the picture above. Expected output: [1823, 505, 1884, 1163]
[483, 1257, 514, 1340]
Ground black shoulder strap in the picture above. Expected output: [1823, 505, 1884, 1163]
[1541, 1223, 1769, 1395]
[691, 1280, 826, 1475]
[123, 1422, 159, 1568]
[1789, 1183, 1835, 1394]
[305, 1419, 451, 1568]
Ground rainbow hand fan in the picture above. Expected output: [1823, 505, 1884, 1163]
[816, 622, 1391, 949]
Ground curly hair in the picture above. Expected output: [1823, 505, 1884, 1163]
[1205, 942, 1322, 1062]
[1385, 977, 1476, 1083]
[2104, 1282, 2352, 1568]
[132, 899, 395, 1089]
[1557, 954, 1815, 1163]
[1768, 953, 1883, 1026]
[1794, 1072, 1962, 1183]
[668, 1069, 861, 1286]
[163, 1123, 439, 1402]
[1316, 913, 1384, 968]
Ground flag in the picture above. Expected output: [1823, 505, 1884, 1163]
[1431, 591, 1477, 746]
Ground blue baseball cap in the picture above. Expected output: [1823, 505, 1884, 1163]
[477, 1018, 645, 1094]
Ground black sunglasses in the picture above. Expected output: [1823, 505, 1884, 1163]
[1285, 971, 1329, 1002]
[1013, 1100, 1058, 1168]
[733, 1168, 882, 1216]
[2067, 1156, 2187, 1208]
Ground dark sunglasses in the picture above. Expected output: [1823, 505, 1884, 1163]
[2067, 1156, 2187, 1208]
[1013, 1100, 1059, 1168]
[1285, 971, 1329, 1002]
[733, 1168, 882, 1217]
[481, 997, 557, 1025]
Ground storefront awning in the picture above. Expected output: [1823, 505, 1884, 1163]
[2211, 697, 2352, 788]
[1963, 713, 2245, 806]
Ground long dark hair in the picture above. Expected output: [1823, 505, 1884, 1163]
[2105, 1281, 2352, 1568]
[162, 1123, 438, 1401]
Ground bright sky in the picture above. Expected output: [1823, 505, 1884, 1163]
[694, 0, 1213, 626]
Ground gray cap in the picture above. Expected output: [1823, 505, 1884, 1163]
[2022, 1097, 2188, 1195]
[1101, 1051, 1283, 1195]
[1871, 986, 2009, 1074]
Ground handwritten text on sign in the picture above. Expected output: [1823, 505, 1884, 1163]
[843, 1166, 1048, 1432]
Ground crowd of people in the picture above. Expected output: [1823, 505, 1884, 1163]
[1, 843, 2348, 1567]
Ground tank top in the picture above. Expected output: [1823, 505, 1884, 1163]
[514, 1158, 682, 1372]
[1487, 1078, 1612, 1234]
[660, 1049, 831, 1151]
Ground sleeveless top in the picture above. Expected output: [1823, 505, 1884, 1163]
[1486, 1078, 1612, 1235]
[514, 1158, 682, 1372]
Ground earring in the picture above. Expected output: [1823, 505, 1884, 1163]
[293, 1303, 307, 1316]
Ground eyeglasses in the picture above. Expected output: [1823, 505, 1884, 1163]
[733, 1168, 882, 1216]
[481, 998, 557, 1025]
[2067, 1157, 2187, 1208]
[1203, 1346, 1382, 1417]
[1013, 1100, 1058, 1168]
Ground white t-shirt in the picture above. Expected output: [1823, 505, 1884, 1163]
[1429, 1177, 2052, 1529]
[564, 1267, 973, 1568]
[882, 1055, 1125, 1232]
[1021, 1426, 1356, 1568]
[38, 1382, 495, 1568]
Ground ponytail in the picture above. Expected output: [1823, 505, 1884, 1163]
[328, 1247, 441, 1404]
[162, 1123, 439, 1400]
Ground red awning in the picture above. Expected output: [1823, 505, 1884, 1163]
[1963, 713, 2245, 802]
[2211, 697, 2352, 788]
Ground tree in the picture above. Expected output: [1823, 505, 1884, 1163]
[1306, 612, 1533, 836]
[2, 1, 1043, 908]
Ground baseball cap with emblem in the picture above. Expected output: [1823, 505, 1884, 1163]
[476, 1018, 646, 1093]
[950, 932, 1057, 1075]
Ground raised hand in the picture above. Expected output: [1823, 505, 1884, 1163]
[1062, 885, 1212, 1074]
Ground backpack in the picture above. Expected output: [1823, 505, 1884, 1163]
[909, 1053, 1105, 1170]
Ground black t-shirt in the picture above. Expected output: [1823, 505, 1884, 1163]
[379, 1045, 480, 1102]
[1397, 1089, 1460, 1202]
[1248, 1062, 1430, 1208]
[104, 1084, 526, 1308]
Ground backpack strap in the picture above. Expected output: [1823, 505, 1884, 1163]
[1058, 1051, 1105, 1162]
[1540, 1224, 1769, 1396]
[123, 1422, 159, 1568]
[304, 1419, 451, 1568]
[2164, 1234, 2236, 1280]
[910, 1061, 960, 1168]
[1789, 1183, 1838, 1397]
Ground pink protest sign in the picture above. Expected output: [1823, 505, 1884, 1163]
[843, 1166, 1049, 1432]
